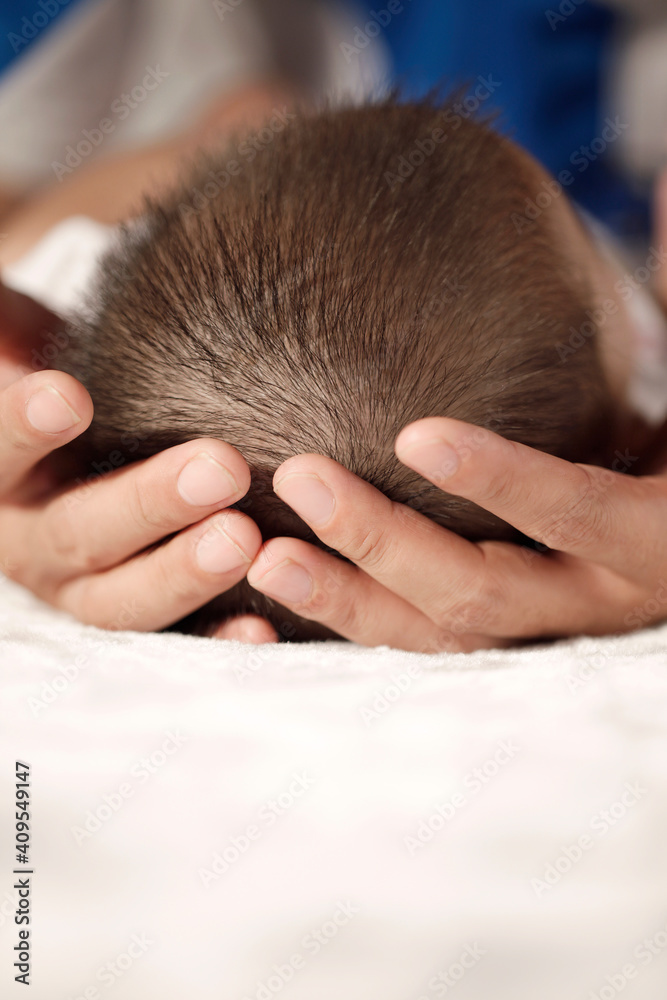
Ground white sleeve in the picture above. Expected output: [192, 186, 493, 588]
[1, 215, 118, 318]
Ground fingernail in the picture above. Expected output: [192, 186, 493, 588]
[25, 385, 81, 433]
[178, 452, 238, 506]
[250, 560, 313, 604]
[274, 474, 335, 526]
[196, 518, 249, 574]
[396, 438, 460, 482]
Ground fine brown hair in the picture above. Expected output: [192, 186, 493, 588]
[55, 97, 616, 639]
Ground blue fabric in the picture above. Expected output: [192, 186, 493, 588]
[0, 0, 87, 78]
[370, 0, 650, 240]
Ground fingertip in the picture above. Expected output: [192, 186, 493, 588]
[193, 509, 262, 576]
[219, 508, 263, 561]
[247, 539, 308, 594]
[395, 417, 459, 454]
[182, 438, 252, 497]
[212, 614, 279, 644]
[17, 371, 93, 439]
[40, 371, 94, 421]
[272, 452, 332, 489]
[395, 417, 498, 467]
[246, 538, 280, 585]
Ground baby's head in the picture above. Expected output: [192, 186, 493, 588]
[56, 97, 624, 638]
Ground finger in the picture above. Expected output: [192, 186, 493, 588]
[395, 417, 667, 580]
[247, 536, 491, 652]
[270, 452, 498, 636]
[0, 360, 31, 390]
[211, 615, 279, 644]
[55, 510, 262, 632]
[254, 503, 642, 644]
[472, 542, 644, 638]
[10, 438, 252, 587]
[0, 371, 93, 494]
[268, 451, 645, 641]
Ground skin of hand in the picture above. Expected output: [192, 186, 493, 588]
[0, 84, 296, 644]
[0, 352, 279, 639]
[242, 418, 667, 651]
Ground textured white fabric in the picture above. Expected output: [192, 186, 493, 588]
[1, 578, 667, 999]
[2, 215, 116, 318]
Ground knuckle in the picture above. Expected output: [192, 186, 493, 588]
[343, 524, 388, 569]
[294, 562, 348, 619]
[58, 577, 147, 631]
[56, 579, 100, 626]
[47, 501, 100, 576]
[475, 461, 521, 511]
[432, 560, 502, 635]
[538, 472, 610, 551]
[327, 587, 366, 635]
[419, 628, 463, 654]
[0, 544, 23, 583]
[153, 546, 203, 604]
[445, 590, 496, 634]
[341, 511, 399, 574]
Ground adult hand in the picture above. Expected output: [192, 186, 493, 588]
[0, 369, 276, 643]
[245, 417, 667, 651]
[0, 273, 279, 643]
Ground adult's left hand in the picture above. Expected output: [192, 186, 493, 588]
[245, 417, 667, 651]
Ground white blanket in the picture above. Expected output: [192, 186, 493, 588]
[2, 578, 667, 1000]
